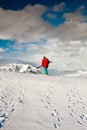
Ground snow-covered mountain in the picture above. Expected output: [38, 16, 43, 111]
[0, 63, 41, 74]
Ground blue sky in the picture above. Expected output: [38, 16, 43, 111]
[0, 0, 87, 70]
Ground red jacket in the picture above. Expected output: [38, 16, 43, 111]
[42, 57, 50, 68]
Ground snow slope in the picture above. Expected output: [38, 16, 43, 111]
[0, 70, 87, 130]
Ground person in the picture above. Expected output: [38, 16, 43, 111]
[37, 56, 51, 75]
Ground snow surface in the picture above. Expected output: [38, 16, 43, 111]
[0, 68, 87, 130]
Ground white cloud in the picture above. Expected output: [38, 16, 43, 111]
[46, 13, 57, 19]
[49, 5, 86, 41]
[69, 40, 82, 45]
[0, 5, 52, 42]
[28, 44, 38, 51]
[52, 2, 66, 12]
[76, 5, 85, 13]
[54, 8, 87, 41]
[0, 48, 6, 52]
[0, 56, 3, 59]
[64, 6, 86, 23]
[0, 4, 87, 43]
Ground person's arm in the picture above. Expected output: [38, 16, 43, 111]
[36, 65, 42, 69]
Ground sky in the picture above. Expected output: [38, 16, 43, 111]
[0, 0, 87, 70]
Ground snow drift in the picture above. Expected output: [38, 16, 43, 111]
[0, 63, 41, 74]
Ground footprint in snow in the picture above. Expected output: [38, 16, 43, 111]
[53, 123, 60, 128]
[52, 109, 59, 116]
[52, 109, 63, 128]
[19, 98, 23, 104]
[77, 120, 85, 125]
[52, 112, 57, 117]
[0, 113, 8, 128]
[52, 117, 63, 128]
[46, 96, 49, 99]
[41, 99, 44, 102]
[45, 106, 49, 109]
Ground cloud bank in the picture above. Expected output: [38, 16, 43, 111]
[0, 3, 87, 70]
[0, 4, 87, 43]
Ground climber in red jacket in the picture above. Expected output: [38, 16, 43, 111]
[37, 56, 52, 75]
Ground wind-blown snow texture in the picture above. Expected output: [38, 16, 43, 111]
[0, 68, 87, 130]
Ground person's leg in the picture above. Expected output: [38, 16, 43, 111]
[43, 68, 48, 75]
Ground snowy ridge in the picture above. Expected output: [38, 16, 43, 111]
[0, 63, 41, 74]
[1, 63, 87, 77]
[64, 69, 87, 77]
[77, 69, 87, 75]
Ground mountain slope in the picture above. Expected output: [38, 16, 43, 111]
[0, 71, 87, 130]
